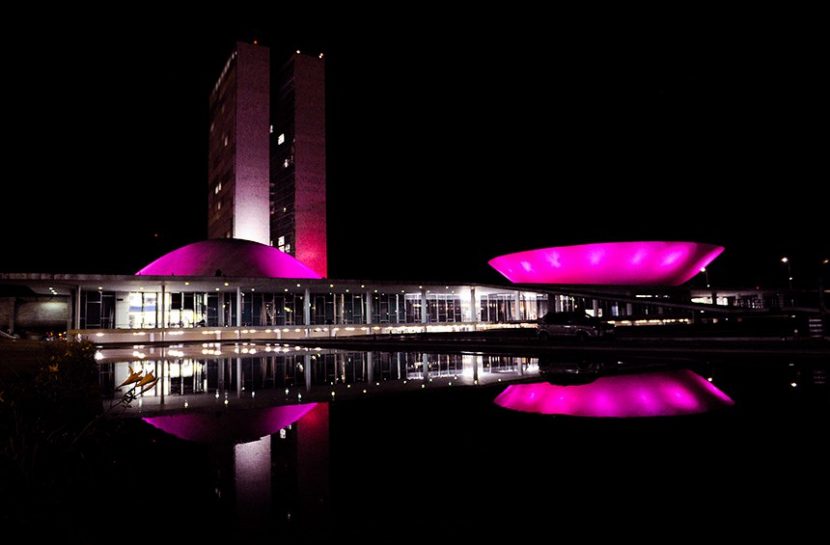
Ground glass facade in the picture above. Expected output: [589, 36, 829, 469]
[78, 287, 548, 329]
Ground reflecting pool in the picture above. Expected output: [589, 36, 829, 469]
[86, 344, 829, 539]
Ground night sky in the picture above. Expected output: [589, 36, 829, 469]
[2, 13, 826, 289]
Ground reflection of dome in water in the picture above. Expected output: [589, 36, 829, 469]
[136, 239, 321, 279]
[488, 241, 724, 286]
[494, 369, 734, 418]
[143, 403, 318, 443]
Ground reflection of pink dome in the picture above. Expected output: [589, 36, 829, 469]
[136, 239, 321, 278]
[143, 403, 318, 443]
[488, 241, 724, 286]
[494, 370, 734, 418]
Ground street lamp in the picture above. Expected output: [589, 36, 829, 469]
[781, 257, 792, 289]
[700, 267, 710, 288]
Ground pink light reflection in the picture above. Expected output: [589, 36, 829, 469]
[488, 241, 724, 286]
[494, 370, 734, 418]
[143, 403, 318, 443]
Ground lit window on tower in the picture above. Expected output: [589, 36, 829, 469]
[277, 133, 285, 145]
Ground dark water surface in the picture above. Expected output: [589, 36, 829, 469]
[78, 348, 830, 539]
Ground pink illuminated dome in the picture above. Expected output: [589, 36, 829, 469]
[488, 241, 724, 286]
[494, 370, 734, 418]
[143, 403, 319, 443]
[136, 239, 322, 278]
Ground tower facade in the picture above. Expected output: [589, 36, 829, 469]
[270, 53, 327, 277]
[207, 42, 271, 246]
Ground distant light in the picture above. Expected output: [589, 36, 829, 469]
[331, 391, 335, 397]
[374, 289, 378, 293]
[185, 282, 190, 286]
[296, 49, 301, 54]
[362, 389, 367, 394]
[823, 258, 829, 265]
[700, 268, 706, 273]
[788, 277, 793, 281]
[224, 399, 228, 406]
[215, 287, 220, 291]
[284, 288, 289, 292]
[98, 286, 103, 291]
[253, 39, 258, 45]
[790, 382, 797, 388]
[297, 283, 301, 287]
[418, 286, 423, 289]
[224, 282, 229, 287]
[361, 284, 365, 288]
[184, 401, 189, 408]
[781, 257, 789, 263]
[421, 384, 425, 389]
[707, 377, 713, 382]
[285, 388, 289, 395]
[329, 284, 334, 288]
[318, 52, 324, 59]
[251, 288, 255, 291]
[94, 351, 103, 360]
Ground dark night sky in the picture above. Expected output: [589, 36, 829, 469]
[2, 11, 827, 288]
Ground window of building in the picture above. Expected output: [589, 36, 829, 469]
[277, 236, 285, 247]
[284, 244, 291, 253]
[224, 135, 228, 147]
[269, 124, 274, 134]
[278, 133, 285, 145]
[214, 182, 222, 195]
[283, 159, 289, 168]
[217, 201, 222, 211]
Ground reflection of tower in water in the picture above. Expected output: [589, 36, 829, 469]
[144, 403, 330, 534]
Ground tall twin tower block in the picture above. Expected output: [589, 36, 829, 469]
[207, 42, 327, 277]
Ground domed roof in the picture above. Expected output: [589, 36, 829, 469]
[494, 370, 734, 418]
[143, 404, 319, 443]
[488, 241, 724, 286]
[136, 239, 322, 278]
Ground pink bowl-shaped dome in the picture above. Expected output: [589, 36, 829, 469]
[494, 370, 734, 418]
[488, 241, 723, 286]
[136, 239, 322, 278]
